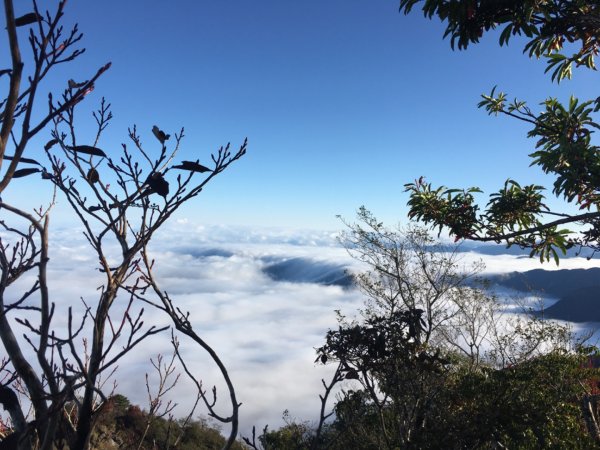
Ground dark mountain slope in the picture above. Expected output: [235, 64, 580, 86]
[262, 257, 353, 287]
[490, 268, 600, 322]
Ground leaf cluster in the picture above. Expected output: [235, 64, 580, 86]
[405, 83, 600, 262]
[400, 1, 600, 263]
[316, 309, 435, 382]
[399, 0, 599, 82]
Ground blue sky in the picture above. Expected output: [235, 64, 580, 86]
[6, 0, 599, 229]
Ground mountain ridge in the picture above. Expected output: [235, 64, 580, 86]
[488, 268, 600, 323]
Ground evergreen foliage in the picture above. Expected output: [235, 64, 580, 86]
[400, 0, 600, 262]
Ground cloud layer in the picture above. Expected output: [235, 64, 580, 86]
[6, 224, 364, 436]
[4, 223, 600, 438]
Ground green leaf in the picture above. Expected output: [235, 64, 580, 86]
[499, 24, 513, 46]
[551, 247, 559, 265]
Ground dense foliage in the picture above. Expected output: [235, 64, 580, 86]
[259, 318, 600, 449]
[399, 0, 599, 80]
[400, 0, 600, 262]
[313, 351, 598, 449]
[75, 394, 244, 450]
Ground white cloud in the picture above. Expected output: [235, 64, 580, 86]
[0, 223, 361, 437]
[461, 251, 600, 274]
[4, 223, 600, 439]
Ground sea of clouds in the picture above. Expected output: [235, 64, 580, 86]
[6, 220, 600, 438]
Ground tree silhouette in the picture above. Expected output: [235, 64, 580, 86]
[0, 1, 245, 448]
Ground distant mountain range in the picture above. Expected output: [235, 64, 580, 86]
[455, 242, 599, 259]
[262, 257, 353, 287]
[180, 243, 600, 323]
[488, 268, 600, 323]
[260, 255, 600, 323]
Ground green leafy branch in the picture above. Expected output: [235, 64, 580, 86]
[399, 0, 600, 82]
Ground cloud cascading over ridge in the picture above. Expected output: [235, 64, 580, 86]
[5, 222, 600, 437]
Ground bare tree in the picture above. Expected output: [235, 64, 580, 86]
[315, 208, 579, 448]
[336, 206, 483, 343]
[338, 208, 574, 370]
[436, 286, 500, 370]
[0, 1, 245, 448]
[312, 208, 483, 448]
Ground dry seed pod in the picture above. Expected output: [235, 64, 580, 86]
[87, 168, 99, 184]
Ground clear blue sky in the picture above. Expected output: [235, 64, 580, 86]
[5, 0, 598, 229]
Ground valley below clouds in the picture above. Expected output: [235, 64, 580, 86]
[10, 222, 600, 437]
